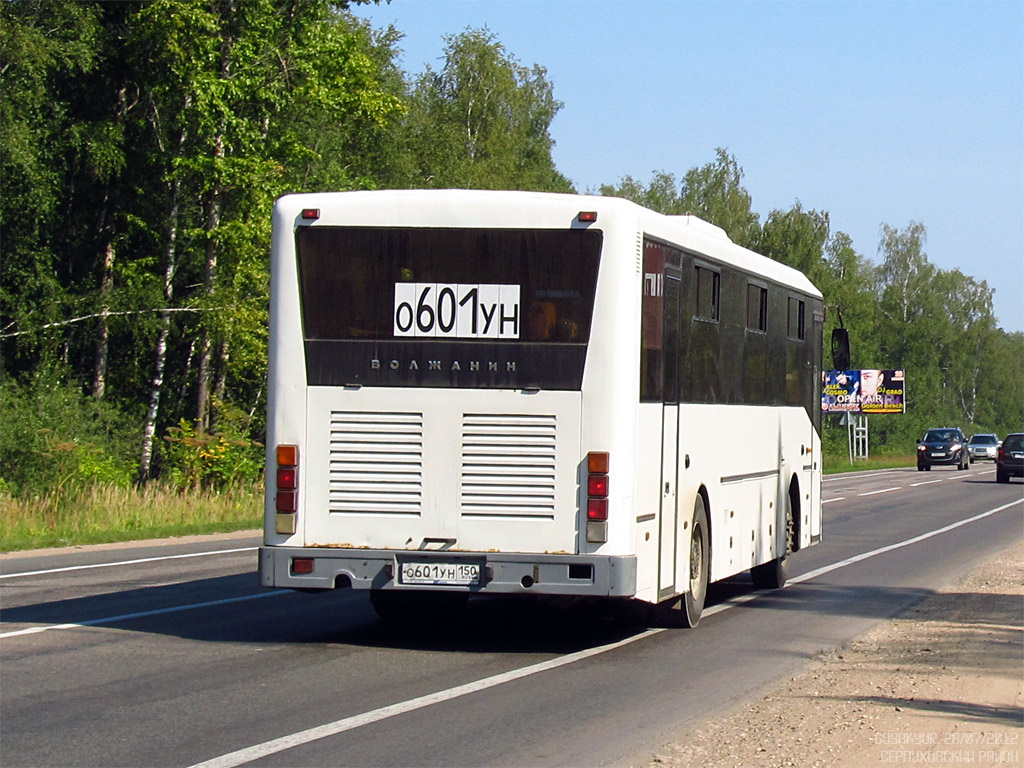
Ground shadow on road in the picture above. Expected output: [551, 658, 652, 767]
[7, 564, 1018, 660]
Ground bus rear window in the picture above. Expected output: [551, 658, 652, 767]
[297, 227, 602, 344]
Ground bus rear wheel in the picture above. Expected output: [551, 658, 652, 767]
[654, 494, 709, 628]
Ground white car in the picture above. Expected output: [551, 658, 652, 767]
[967, 433, 1000, 463]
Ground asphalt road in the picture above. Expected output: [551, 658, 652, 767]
[1, 464, 1021, 768]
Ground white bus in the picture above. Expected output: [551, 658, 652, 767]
[260, 190, 823, 627]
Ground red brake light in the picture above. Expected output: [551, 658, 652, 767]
[577, 211, 597, 223]
[587, 498, 608, 521]
[292, 558, 314, 574]
[276, 490, 297, 512]
[585, 451, 610, 542]
[277, 467, 297, 490]
[586, 450, 609, 523]
[301, 208, 320, 220]
[588, 474, 608, 497]
[275, 444, 299, 521]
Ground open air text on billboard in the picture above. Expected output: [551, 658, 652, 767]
[822, 370, 906, 415]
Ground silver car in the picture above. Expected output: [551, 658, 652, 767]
[967, 433, 1000, 463]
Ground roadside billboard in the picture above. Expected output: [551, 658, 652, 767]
[822, 369, 906, 414]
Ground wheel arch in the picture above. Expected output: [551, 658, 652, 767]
[788, 474, 801, 553]
[697, 483, 712, 569]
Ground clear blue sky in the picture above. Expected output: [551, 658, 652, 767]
[354, 0, 1024, 334]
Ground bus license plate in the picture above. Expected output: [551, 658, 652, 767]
[400, 561, 481, 586]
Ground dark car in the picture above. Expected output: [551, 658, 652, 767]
[967, 433, 1000, 463]
[996, 433, 1024, 483]
[917, 427, 968, 471]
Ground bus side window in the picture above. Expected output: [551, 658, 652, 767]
[641, 240, 665, 402]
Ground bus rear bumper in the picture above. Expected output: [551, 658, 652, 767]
[259, 547, 637, 597]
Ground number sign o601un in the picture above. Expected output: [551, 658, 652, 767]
[393, 283, 521, 339]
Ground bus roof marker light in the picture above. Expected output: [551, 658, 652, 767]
[300, 208, 320, 221]
[577, 211, 598, 223]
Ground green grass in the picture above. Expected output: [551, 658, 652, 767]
[0, 483, 262, 553]
[822, 454, 916, 474]
[1, 456, 918, 552]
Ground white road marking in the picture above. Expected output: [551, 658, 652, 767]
[0, 592, 285, 639]
[790, 498, 1023, 585]
[187, 497, 1024, 768]
[822, 469, 906, 483]
[189, 627, 667, 768]
[910, 479, 943, 487]
[822, 497, 845, 504]
[0, 547, 257, 580]
[857, 487, 901, 497]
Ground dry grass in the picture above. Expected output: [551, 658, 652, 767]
[0, 483, 261, 552]
[1, 457, 917, 552]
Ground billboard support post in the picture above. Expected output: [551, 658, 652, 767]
[850, 415, 868, 460]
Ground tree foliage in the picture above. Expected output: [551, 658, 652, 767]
[600, 158, 1022, 448]
[398, 27, 571, 191]
[1, 5, 1021, 506]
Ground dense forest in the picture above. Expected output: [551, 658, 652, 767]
[2, 0, 1022, 502]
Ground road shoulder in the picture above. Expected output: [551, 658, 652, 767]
[643, 538, 1024, 768]
[0, 529, 261, 561]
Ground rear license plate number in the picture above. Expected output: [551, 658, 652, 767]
[400, 561, 480, 586]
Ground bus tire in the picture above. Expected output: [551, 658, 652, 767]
[654, 494, 709, 628]
[750, 555, 789, 590]
[369, 589, 468, 623]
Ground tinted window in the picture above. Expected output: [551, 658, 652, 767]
[746, 283, 767, 332]
[296, 227, 602, 390]
[694, 265, 720, 322]
[788, 297, 805, 340]
[297, 227, 602, 343]
[641, 241, 666, 402]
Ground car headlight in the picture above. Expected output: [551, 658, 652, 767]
[918, 445, 927, 451]
[951, 443, 962, 451]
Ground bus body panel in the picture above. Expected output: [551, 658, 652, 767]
[575, 213, 643, 560]
[302, 387, 582, 554]
[632, 402, 664, 603]
[264, 200, 310, 549]
[260, 547, 637, 596]
[261, 190, 823, 610]
[638, 403, 820, 596]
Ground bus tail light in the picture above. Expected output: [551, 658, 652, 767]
[275, 444, 298, 534]
[587, 474, 608, 497]
[586, 451, 609, 543]
[587, 498, 608, 521]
